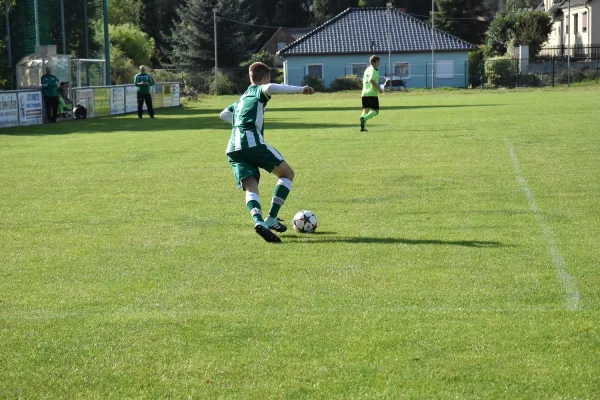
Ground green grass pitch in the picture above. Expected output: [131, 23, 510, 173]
[1, 87, 600, 398]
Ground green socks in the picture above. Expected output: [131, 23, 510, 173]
[363, 110, 378, 121]
[246, 192, 264, 224]
[268, 178, 292, 219]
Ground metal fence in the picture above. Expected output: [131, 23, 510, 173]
[176, 56, 600, 95]
[473, 57, 600, 89]
[538, 44, 600, 60]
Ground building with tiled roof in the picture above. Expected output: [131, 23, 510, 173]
[261, 27, 313, 67]
[276, 7, 477, 89]
[541, 0, 600, 55]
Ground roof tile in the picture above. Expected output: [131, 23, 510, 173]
[278, 7, 476, 56]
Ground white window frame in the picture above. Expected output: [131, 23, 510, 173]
[307, 63, 324, 79]
[351, 63, 368, 77]
[435, 60, 454, 79]
[393, 62, 410, 79]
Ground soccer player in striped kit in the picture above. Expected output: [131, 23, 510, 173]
[219, 62, 314, 243]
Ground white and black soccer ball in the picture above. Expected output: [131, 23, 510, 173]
[292, 210, 318, 233]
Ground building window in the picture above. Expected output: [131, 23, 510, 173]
[307, 64, 323, 79]
[574, 13, 578, 33]
[352, 63, 367, 76]
[277, 41, 287, 50]
[582, 12, 587, 32]
[393, 62, 410, 78]
[435, 60, 454, 79]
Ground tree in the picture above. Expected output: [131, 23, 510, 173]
[140, 0, 186, 65]
[108, 0, 142, 26]
[271, 0, 312, 27]
[504, 0, 540, 11]
[484, 9, 552, 57]
[433, 0, 489, 45]
[170, 0, 261, 71]
[109, 23, 155, 66]
[312, 0, 359, 24]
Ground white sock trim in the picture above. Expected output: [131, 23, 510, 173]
[245, 192, 260, 205]
[277, 178, 292, 191]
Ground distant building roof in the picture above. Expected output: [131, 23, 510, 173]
[286, 28, 313, 41]
[277, 7, 476, 57]
[549, 0, 590, 13]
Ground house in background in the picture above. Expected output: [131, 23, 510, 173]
[541, 0, 600, 55]
[277, 7, 477, 89]
[261, 27, 313, 67]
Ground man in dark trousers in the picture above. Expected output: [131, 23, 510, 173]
[41, 67, 60, 123]
[134, 65, 155, 118]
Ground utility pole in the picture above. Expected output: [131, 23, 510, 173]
[4, 0, 11, 66]
[213, 8, 219, 96]
[103, 0, 111, 85]
[387, 2, 392, 81]
[568, 0, 571, 87]
[83, 0, 89, 57]
[431, 0, 435, 88]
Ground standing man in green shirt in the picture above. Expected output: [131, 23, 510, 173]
[134, 65, 155, 118]
[360, 55, 383, 132]
[41, 67, 60, 123]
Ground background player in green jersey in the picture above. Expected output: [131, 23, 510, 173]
[219, 62, 314, 243]
[360, 55, 384, 132]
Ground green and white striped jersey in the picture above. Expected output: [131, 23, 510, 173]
[226, 84, 270, 154]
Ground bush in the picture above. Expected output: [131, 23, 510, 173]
[271, 69, 284, 84]
[110, 45, 137, 85]
[517, 73, 542, 87]
[329, 75, 362, 92]
[469, 49, 485, 88]
[109, 23, 155, 67]
[556, 68, 599, 84]
[151, 70, 183, 83]
[208, 70, 238, 95]
[485, 57, 518, 88]
[301, 75, 325, 92]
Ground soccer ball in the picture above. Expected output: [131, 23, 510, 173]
[292, 210, 318, 233]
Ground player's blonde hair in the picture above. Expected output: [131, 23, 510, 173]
[249, 62, 271, 83]
[369, 55, 380, 65]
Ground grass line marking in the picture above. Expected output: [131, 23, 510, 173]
[506, 138, 580, 311]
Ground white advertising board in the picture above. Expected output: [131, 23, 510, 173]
[125, 86, 138, 113]
[75, 89, 95, 118]
[18, 91, 44, 126]
[0, 92, 19, 128]
[110, 87, 125, 115]
[171, 84, 180, 106]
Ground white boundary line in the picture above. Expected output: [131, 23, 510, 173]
[506, 138, 580, 311]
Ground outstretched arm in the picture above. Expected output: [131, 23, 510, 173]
[219, 104, 235, 124]
[262, 83, 314, 96]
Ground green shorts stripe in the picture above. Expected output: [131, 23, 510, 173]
[227, 144, 285, 189]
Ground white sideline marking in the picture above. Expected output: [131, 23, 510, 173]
[506, 139, 580, 311]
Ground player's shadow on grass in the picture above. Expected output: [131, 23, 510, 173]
[283, 232, 504, 248]
[268, 104, 500, 113]
[1, 113, 356, 136]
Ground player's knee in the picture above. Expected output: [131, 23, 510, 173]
[285, 168, 295, 182]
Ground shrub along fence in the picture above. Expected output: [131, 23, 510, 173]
[471, 57, 600, 89]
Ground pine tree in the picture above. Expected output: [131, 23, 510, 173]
[140, 0, 186, 65]
[170, 0, 261, 71]
[433, 0, 489, 44]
